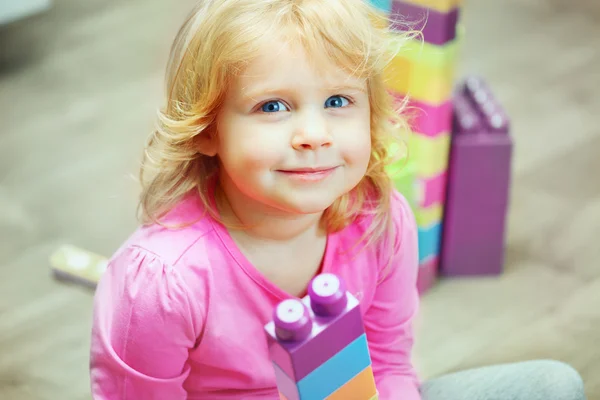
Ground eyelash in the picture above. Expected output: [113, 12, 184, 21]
[256, 95, 354, 113]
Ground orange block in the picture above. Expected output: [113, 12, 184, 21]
[279, 392, 288, 400]
[326, 365, 377, 400]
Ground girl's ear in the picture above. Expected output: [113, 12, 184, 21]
[196, 127, 218, 157]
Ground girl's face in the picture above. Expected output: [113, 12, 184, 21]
[212, 40, 372, 216]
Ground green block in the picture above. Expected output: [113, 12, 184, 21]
[386, 158, 417, 211]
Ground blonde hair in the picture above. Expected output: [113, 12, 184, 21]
[139, 0, 415, 247]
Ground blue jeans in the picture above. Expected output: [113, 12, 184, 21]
[421, 360, 586, 400]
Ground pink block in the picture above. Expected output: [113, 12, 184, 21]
[417, 256, 438, 294]
[390, 92, 453, 137]
[417, 172, 448, 207]
[409, 99, 453, 137]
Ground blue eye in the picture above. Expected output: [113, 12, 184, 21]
[325, 96, 350, 108]
[261, 100, 289, 113]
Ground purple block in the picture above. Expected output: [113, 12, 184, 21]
[440, 76, 513, 276]
[390, 1, 460, 46]
[264, 274, 365, 383]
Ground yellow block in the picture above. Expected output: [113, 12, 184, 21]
[385, 51, 456, 105]
[416, 203, 444, 227]
[385, 30, 463, 104]
[409, 132, 451, 178]
[401, 0, 464, 12]
[400, 36, 461, 69]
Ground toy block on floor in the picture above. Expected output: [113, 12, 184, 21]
[265, 273, 377, 400]
[391, 1, 460, 46]
[50, 244, 108, 288]
[440, 76, 513, 276]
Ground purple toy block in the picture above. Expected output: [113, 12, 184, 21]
[264, 273, 365, 383]
[440, 76, 513, 276]
[390, 1, 460, 46]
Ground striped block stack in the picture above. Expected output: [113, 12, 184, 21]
[370, 0, 464, 293]
[265, 273, 378, 400]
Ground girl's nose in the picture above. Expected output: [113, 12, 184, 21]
[291, 112, 333, 150]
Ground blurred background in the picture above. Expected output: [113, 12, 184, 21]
[0, 0, 598, 399]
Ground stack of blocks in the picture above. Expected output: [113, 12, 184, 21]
[264, 273, 378, 400]
[371, 0, 464, 293]
[440, 76, 513, 276]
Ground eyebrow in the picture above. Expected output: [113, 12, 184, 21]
[325, 84, 368, 93]
[242, 84, 367, 101]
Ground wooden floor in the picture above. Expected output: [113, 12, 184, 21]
[1, 1, 598, 399]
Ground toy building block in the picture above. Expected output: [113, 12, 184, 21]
[49, 244, 108, 288]
[416, 170, 447, 207]
[404, 97, 453, 138]
[385, 37, 461, 105]
[399, 0, 463, 13]
[385, 54, 454, 106]
[265, 273, 377, 400]
[418, 222, 442, 262]
[367, 0, 392, 13]
[385, 139, 418, 210]
[415, 203, 443, 228]
[409, 131, 451, 178]
[417, 256, 439, 295]
[440, 76, 513, 276]
[399, 33, 462, 69]
[387, 157, 418, 211]
[391, 1, 460, 46]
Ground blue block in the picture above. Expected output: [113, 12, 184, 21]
[368, 0, 392, 13]
[419, 222, 442, 262]
[276, 334, 372, 400]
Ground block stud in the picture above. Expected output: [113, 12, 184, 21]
[308, 273, 348, 317]
[273, 299, 313, 342]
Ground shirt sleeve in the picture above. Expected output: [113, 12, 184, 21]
[90, 245, 205, 400]
[363, 191, 422, 400]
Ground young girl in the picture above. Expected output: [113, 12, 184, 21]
[90, 1, 586, 399]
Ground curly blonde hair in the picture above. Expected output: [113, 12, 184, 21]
[139, 0, 415, 244]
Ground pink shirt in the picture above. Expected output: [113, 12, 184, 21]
[90, 189, 421, 399]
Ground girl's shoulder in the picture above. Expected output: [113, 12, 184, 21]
[96, 191, 216, 323]
[108, 191, 219, 280]
[125, 192, 213, 262]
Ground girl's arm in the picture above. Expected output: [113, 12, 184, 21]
[363, 191, 422, 400]
[90, 246, 205, 399]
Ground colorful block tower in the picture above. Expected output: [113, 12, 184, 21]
[264, 273, 378, 400]
[440, 76, 513, 276]
[371, 0, 464, 293]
